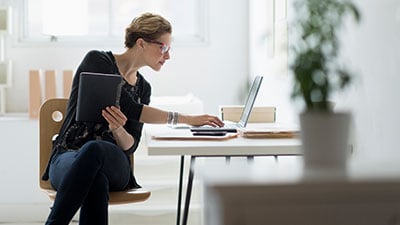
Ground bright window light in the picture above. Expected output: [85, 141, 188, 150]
[41, 0, 88, 36]
[21, 0, 208, 45]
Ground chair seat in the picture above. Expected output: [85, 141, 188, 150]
[41, 187, 151, 205]
[109, 188, 151, 205]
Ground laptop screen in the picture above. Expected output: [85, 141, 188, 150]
[238, 75, 263, 127]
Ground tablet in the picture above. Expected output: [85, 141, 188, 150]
[76, 72, 123, 123]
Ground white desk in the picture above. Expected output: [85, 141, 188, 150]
[200, 159, 400, 225]
[144, 124, 302, 225]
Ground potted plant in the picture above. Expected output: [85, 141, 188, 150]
[290, 0, 361, 172]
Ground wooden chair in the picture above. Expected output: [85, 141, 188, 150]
[39, 98, 151, 204]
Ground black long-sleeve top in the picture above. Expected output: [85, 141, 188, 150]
[41, 50, 151, 188]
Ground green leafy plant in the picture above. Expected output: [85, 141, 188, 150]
[290, 0, 361, 112]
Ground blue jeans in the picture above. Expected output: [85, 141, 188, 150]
[45, 140, 131, 225]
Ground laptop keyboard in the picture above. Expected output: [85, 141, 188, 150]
[190, 122, 239, 133]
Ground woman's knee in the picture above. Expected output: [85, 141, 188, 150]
[79, 140, 125, 164]
[81, 140, 126, 162]
[79, 140, 113, 160]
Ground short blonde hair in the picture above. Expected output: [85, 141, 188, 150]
[125, 12, 172, 48]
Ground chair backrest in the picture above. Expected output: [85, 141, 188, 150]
[39, 98, 69, 190]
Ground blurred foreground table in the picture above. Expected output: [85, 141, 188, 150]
[200, 158, 400, 225]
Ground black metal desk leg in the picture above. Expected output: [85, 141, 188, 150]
[182, 156, 196, 225]
[176, 155, 185, 225]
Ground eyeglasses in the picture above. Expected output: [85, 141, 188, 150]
[143, 38, 171, 54]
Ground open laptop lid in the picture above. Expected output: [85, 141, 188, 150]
[237, 75, 263, 127]
[189, 75, 263, 133]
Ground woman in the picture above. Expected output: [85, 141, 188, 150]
[43, 12, 223, 225]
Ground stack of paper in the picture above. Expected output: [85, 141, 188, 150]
[238, 123, 300, 138]
[238, 129, 300, 138]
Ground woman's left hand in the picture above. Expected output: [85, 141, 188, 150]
[102, 106, 128, 131]
[184, 114, 224, 127]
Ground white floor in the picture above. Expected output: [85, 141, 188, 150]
[0, 202, 203, 225]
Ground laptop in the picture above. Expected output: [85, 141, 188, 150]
[76, 72, 123, 123]
[190, 75, 263, 133]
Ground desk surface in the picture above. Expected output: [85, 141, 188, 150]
[144, 124, 302, 156]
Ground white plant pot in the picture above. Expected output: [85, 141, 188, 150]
[300, 111, 352, 173]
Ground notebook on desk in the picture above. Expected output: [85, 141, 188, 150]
[76, 72, 123, 123]
[190, 75, 263, 133]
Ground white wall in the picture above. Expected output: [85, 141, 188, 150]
[339, 0, 400, 160]
[249, 0, 297, 124]
[0, 119, 49, 203]
[4, 0, 249, 114]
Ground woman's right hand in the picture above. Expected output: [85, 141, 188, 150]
[102, 106, 128, 131]
[102, 106, 135, 150]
